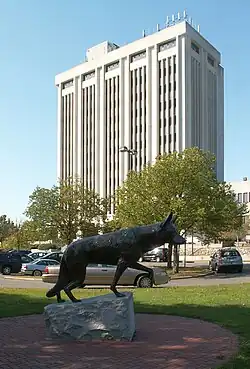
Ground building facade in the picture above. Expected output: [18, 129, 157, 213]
[229, 178, 250, 239]
[229, 178, 250, 208]
[56, 16, 224, 206]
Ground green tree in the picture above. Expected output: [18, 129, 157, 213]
[218, 216, 250, 246]
[0, 215, 17, 245]
[102, 219, 121, 233]
[25, 177, 109, 245]
[114, 148, 247, 272]
[195, 182, 247, 244]
[1, 220, 41, 250]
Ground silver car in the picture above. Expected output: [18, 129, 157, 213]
[42, 263, 170, 288]
[21, 258, 60, 277]
[209, 247, 243, 273]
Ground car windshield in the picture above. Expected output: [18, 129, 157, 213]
[221, 250, 240, 257]
[150, 247, 160, 253]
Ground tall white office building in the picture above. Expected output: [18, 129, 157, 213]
[56, 13, 224, 207]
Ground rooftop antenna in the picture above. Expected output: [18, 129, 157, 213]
[197, 24, 200, 32]
[142, 29, 146, 37]
[156, 23, 160, 31]
[172, 14, 175, 22]
[183, 9, 187, 20]
[166, 15, 170, 27]
[177, 12, 181, 20]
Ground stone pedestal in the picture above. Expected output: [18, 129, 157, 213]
[44, 292, 136, 341]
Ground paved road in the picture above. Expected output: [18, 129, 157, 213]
[167, 271, 250, 287]
[1, 264, 250, 289]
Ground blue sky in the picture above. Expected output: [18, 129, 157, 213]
[0, 0, 249, 220]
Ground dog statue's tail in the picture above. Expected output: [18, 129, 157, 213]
[46, 257, 69, 298]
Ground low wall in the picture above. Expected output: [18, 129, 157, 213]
[179, 243, 250, 257]
[179, 255, 250, 263]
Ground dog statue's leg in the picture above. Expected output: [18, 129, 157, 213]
[110, 259, 128, 297]
[63, 266, 87, 303]
[56, 291, 65, 303]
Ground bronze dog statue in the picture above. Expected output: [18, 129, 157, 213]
[46, 212, 185, 303]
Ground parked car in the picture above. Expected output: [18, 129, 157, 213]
[21, 259, 60, 277]
[209, 247, 243, 273]
[40, 251, 63, 263]
[8, 251, 34, 264]
[139, 246, 168, 262]
[8, 249, 30, 256]
[28, 251, 48, 260]
[0, 253, 22, 275]
[20, 254, 35, 264]
[42, 263, 170, 288]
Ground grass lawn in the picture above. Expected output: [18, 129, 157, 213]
[1, 284, 250, 368]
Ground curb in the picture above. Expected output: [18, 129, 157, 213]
[3, 276, 42, 281]
[170, 271, 214, 280]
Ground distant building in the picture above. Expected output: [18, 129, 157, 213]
[56, 12, 224, 214]
[229, 177, 250, 240]
[229, 177, 250, 210]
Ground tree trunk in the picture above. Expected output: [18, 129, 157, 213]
[167, 243, 173, 269]
[173, 244, 179, 273]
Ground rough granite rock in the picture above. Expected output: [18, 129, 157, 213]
[44, 292, 136, 341]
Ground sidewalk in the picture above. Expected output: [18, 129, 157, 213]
[0, 313, 238, 369]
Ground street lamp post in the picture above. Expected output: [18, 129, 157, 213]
[119, 146, 137, 171]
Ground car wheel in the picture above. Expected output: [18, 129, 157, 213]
[209, 263, 213, 271]
[2, 265, 12, 275]
[33, 270, 42, 277]
[238, 266, 243, 273]
[215, 264, 220, 273]
[156, 256, 161, 263]
[137, 275, 153, 288]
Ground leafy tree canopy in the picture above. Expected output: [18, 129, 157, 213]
[0, 215, 17, 244]
[24, 177, 109, 244]
[113, 148, 247, 242]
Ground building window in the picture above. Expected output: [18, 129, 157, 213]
[243, 192, 248, 203]
[62, 79, 73, 89]
[191, 42, 199, 54]
[158, 39, 176, 52]
[131, 50, 146, 63]
[106, 61, 119, 72]
[237, 193, 242, 203]
[83, 71, 95, 81]
[207, 55, 215, 67]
